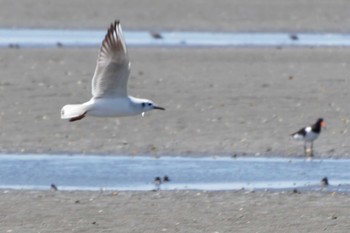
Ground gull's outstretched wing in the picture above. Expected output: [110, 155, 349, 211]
[91, 20, 131, 98]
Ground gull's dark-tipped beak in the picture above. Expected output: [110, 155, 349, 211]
[153, 106, 165, 110]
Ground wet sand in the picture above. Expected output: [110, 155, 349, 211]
[1, 0, 350, 32]
[0, 190, 349, 233]
[1, 1, 350, 232]
[1, 0, 350, 157]
[1, 47, 350, 156]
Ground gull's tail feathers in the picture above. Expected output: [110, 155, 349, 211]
[61, 104, 87, 122]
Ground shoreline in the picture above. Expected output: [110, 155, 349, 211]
[0, 152, 348, 159]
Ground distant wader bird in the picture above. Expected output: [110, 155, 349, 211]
[291, 118, 325, 157]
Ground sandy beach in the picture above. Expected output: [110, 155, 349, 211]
[0, 0, 350, 157]
[1, 47, 350, 157]
[1, 0, 350, 232]
[0, 190, 349, 233]
[1, 0, 350, 32]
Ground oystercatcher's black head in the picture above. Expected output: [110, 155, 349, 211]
[317, 118, 324, 125]
[313, 118, 325, 133]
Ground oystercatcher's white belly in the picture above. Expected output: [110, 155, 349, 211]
[303, 131, 319, 142]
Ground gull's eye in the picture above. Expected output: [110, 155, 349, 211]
[148, 103, 152, 106]
[142, 103, 145, 107]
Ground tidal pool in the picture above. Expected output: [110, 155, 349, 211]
[0, 155, 349, 192]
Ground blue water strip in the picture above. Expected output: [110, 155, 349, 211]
[0, 155, 349, 191]
[1, 29, 350, 48]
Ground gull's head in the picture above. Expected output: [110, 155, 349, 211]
[140, 99, 165, 112]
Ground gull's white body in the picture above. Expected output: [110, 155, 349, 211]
[61, 21, 164, 122]
[87, 97, 149, 117]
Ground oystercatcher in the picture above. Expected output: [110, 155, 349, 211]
[291, 118, 325, 157]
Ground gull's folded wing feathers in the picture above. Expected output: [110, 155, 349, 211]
[91, 20, 131, 98]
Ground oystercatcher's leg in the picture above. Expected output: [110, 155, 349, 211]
[310, 142, 314, 157]
[303, 142, 307, 156]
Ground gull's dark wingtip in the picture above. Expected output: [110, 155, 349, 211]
[115, 19, 120, 24]
[107, 20, 120, 33]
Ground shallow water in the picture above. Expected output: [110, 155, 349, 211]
[1, 29, 350, 48]
[0, 155, 349, 192]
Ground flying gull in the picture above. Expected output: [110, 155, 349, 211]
[61, 20, 165, 122]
